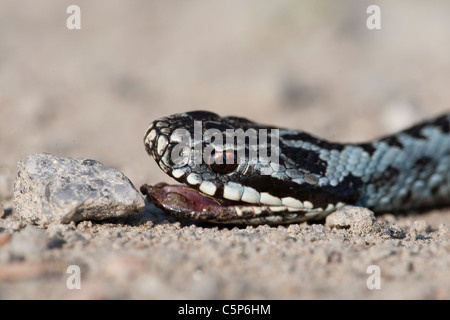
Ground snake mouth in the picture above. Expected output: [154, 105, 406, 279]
[140, 182, 321, 224]
[140, 182, 251, 222]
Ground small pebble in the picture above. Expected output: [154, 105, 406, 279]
[325, 205, 376, 230]
[413, 220, 430, 234]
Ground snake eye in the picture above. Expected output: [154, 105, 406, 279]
[208, 150, 239, 174]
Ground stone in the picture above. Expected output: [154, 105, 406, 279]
[13, 153, 145, 226]
[325, 205, 380, 235]
[8, 225, 49, 260]
[412, 220, 430, 234]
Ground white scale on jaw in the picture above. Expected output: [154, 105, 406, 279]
[207, 180, 344, 215]
[241, 186, 260, 203]
[186, 173, 202, 185]
[199, 180, 217, 196]
[223, 182, 243, 201]
[171, 168, 186, 179]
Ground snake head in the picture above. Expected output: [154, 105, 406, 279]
[143, 111, 351, 224]
[144, 110, 277, 193]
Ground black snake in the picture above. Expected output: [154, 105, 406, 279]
[140, 111, 450, 224]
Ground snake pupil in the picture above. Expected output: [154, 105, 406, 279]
[208, 151, 238, 174]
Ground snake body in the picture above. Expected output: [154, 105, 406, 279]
[141, 111, 450, 224]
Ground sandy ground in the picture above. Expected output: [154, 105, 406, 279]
[1, 0, 450, 299]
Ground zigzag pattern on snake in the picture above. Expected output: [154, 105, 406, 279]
[141, 111, 450, 224]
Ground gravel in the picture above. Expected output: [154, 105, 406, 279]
[1, 199, 449, 299]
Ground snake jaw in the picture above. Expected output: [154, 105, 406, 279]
[140, 183, 337, 224]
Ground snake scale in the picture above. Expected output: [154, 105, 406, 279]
[140, 111, 450, 224]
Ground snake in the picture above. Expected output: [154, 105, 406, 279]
[140, 110, 450, 224]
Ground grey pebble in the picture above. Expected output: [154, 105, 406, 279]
[0, 218, 23, 232]
[13, 153, 145, 226]
[412, 220, 430, 234]
[8, 225, 49, 260]
[325, 205, 376, 230]
[388, 225, 406, 239]
[438, 224, 449, 237]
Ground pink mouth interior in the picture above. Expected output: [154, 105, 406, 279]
[141, 182, 241, 213]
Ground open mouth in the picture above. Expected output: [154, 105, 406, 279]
[140, 183, 316, 224]
[140, 183, 249, 222]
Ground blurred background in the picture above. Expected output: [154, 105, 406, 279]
[1, 0, 450, 205]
